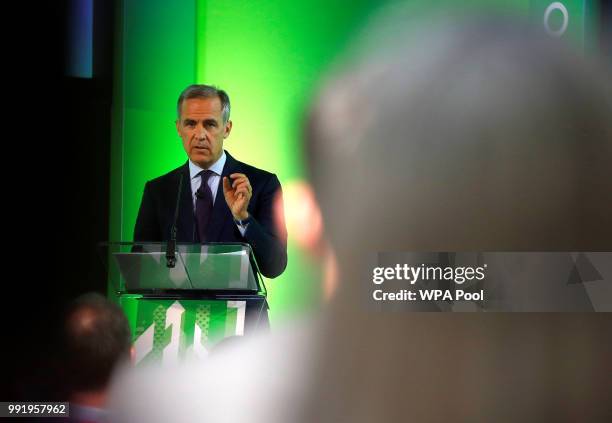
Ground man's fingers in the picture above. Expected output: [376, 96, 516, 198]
[234, 185, 250, 198]
[233, 181, 250, 192]
[224, 176, 249, 192]
[231, 178, 247, 189]
[229, 173, 249, 189]
[229, 178, 252, 193]
[222, 176, 232, 193]
[231, 179, 246, 188]
[226, 174, 252, 204]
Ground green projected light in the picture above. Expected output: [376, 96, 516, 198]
[112, 0, 599, 322]
[193, 0, 385, 321]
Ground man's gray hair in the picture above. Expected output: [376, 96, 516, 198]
[177, 84, 231, 123]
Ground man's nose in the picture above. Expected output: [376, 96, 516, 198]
[196, 126, 206, 140]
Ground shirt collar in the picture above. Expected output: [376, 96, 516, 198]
[188, 151, 226, 180]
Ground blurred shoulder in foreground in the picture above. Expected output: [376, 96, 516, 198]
[109, 14, 612, 423]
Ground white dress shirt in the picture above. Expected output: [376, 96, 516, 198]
[188, 152, 247, 236]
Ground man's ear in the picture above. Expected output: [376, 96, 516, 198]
[224, 120, 233, 138]
[175, 119, 181, 135]
[130, 346, 136, 364]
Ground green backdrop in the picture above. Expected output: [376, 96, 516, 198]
[110, 0, 600, 323]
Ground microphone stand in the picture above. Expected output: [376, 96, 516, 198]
[166, 174, 183, 268]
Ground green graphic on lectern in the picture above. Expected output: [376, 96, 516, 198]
[121, 296, 246, 365]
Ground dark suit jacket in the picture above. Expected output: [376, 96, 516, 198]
[133, 151, 287, 278]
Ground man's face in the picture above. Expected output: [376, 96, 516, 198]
[176, 97, 232, 168]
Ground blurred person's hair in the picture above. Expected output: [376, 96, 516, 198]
[62, 293, 131, 394]
[106, 15, 612, 423]
[307, 19, 612, 256]
[302, 16, 612, 422]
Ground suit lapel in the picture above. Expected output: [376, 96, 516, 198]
[205, 151, 239, 241]
[177, 162, 196, 242]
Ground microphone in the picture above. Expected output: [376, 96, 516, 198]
[166, 173, 184, 268]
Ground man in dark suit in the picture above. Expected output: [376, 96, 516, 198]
[134, 84, 287, 279]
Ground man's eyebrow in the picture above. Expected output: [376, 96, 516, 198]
[183, 118, 196, 124]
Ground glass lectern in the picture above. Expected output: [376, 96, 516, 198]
[101, 242, 268, 365]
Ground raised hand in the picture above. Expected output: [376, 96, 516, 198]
[223, 173, 252, 220]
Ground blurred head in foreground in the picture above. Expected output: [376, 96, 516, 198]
[62, 293, 132, 409]
[110, 16, 612, 423]
[308, 21, 611, 259]
[302, 17, 612, 422]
